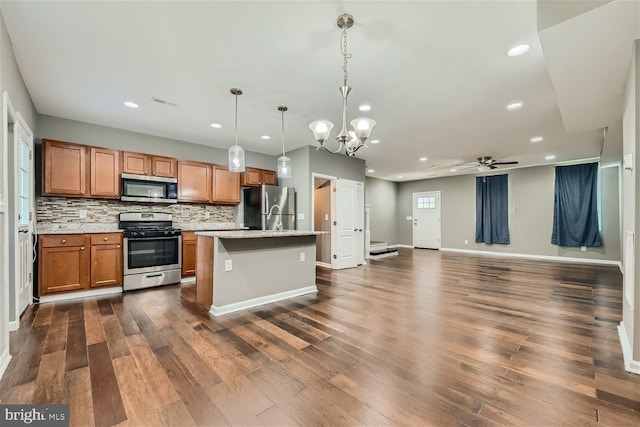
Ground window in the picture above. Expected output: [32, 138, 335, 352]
[476, 174, 509, 244]
[551, 163, 601, 247]
[417, 196, 436, 209]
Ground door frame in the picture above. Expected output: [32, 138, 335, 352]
[311, 173, 337, 269]
[12, 111, 35, 323]
[412, 191, 442, 249]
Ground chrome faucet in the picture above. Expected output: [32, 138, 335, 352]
[267, 204, 283, 231]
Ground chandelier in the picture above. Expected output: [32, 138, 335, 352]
[309, 14, 376, 157]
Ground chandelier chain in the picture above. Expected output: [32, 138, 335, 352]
[341, 29, 351, 87]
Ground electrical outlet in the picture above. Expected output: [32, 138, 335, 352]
[464, 240, 469, 245]
[299, 252, 305, 262]
[406, 216, 412, 221]
[204, 212, 211, 219]
[297, 213, 305, 220]
[224, 259, 233, 271]
[79, 209, 87, 219]
[581, 246, 587, 252]
[324, 214, 329, 221]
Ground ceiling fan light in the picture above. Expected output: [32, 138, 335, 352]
[309, 120, 334, 143]
[350, 117, 377, 139]
[478, 165, 491, 172]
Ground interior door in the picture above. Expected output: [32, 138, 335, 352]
[336, 178, 364, 269]
[14, 115, 34, 317]
[413, 191, 441, 249]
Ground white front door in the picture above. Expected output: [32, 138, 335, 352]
[413, 191, 441, 249]
[14, 115, 34, 318]
[335, 178, 364, 269]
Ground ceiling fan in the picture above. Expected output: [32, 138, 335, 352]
[463, 156, 519, 172]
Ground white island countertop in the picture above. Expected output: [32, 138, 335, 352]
[196, 230, 328, 239]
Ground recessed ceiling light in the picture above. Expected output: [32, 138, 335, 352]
[507, 44, 530, 57]
[507, 101, 523, 111]
[370, 139, 380, 144]
[450, 169, 457, 172]
[419, 157, 428, 162]
[359, 104, 372, 112]
[530, 136, 544, 143]
[261, 135, 270, 140]
[210, 123, 222, 129]
[123, 101, 139, 109]
[367, 169, 374, 173]
[545, 155, 556, 160]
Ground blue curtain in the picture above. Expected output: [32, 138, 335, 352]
[551, 163, 602, 247]
[476, 174, 510, 244]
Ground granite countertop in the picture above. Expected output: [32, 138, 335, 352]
[36, 223, 122, 235]
[196, 230, 328, 239]
[177, 222, 242, 231]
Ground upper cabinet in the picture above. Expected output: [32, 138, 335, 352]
[43, 139, 88, 197]
[90, 147, 120, 199]
[178, 160, 211, 203]
[123, 151, 177, 178]
[242, 167, 277, 187]
[211, 165, 240, 204]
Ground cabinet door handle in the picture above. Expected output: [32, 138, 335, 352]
[103, 237, 109, 241]
[80, 247, 85, 250]
[61, 239, 67, 244]
[117, 245, 121, 248]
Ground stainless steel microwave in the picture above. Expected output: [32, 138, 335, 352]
[121, 173, 178, 203]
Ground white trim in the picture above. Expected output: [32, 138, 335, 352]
[180, 277, 195, 284]
[392, 244, 414, 249]
[38, 287, 123, 304]
[315, 261, 332, 268]
[618, 322, 640, 375]
[412, 191, 441, 249]
[311, 173, 338, 269]
[440, 247, 621, 266]
[0, 349, 11, 381]
[8, 320, 18, 332]
[619, 262, 624, 275]
[2, 92, 15, 362]
[210, 286, 317, 316]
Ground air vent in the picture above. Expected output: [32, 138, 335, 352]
[151, 96, 178, 107]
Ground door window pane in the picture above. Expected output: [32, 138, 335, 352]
[417, 196, 436, 209]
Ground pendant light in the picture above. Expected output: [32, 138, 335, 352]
[228, 88, 245, 172]
[308, 14, 376, 157]
[277, 106, 291, 179]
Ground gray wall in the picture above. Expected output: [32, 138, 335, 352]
[314, 185, 331, 263]
[279, 145, 310, 229]
[1, 8, 38, 326]
[393, 164, 620, 261]
[37, 114, 276, 170]
[365, 177, 398, 244]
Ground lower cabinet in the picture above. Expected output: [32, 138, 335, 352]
[38, 233, 123, 296]
[182, 231, 197, 277]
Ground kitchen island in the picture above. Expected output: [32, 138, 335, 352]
[195, 230, 327, 315]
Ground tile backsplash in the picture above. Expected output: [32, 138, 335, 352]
[36, 197, 236, 227]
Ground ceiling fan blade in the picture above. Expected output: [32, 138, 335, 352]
[492, 161, 519, 165]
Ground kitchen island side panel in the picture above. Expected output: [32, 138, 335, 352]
[212, 236, 317, 309]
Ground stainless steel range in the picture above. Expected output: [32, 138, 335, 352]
[119, 212, 182, 291]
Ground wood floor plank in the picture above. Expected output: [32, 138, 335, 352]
[32, 350, 66, 404]
[83, 299, 106, 345]
[65, 317, 87, 372]
[112, 355, 163, 426]
[65, 367, 94, 427]
[87, 341, 127, 427]
[156, 400, 197, 427]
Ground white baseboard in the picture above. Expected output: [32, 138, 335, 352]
[440, 247, 621, 267]
[38, 286, 123, 304]
[391, 244, 414, 249]
[210, 286, 318, 316]
[618, 322, 640, 375]
[368, 251, 399, 259]
[180, 277, 196, 284]
[618, 262, 624, 275]
[315, 261, 332, 269]
[8, 320, 18, 332]
[0, 348, 11, 381]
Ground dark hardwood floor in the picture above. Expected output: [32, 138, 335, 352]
[1, 248, 640, 426]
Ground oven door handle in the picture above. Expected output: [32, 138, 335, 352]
[124, 236, 180, 241]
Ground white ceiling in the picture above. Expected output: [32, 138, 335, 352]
[1, 0, 638, 181]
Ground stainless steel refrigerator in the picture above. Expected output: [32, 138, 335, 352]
[243, 185, 296, 230]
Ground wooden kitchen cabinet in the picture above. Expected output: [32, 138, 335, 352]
[43, 139, 88, 197]
[211, 165, 240, 204]
[181, 231, 197, 277]
[38, 234, 90, 295]
[90, 233, 122, 288]
[90, 147, 120, 199]
[123, 151, 177, 178]
[241, 167, 277, 186]
[178, 160, 211, 203]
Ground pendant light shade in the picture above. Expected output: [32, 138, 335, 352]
[228, 88, 245, 172]
[277, 106, 291, 179]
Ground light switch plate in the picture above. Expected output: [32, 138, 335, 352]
[224, 259, 233, 271]
[624, 153, 633, 170]
[79, 209, 87, 219]
[0, 194, 4, 213]
[297, 213, 304, 220]
[406, 216, 412, 221]
[299, 252, 305, 262]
